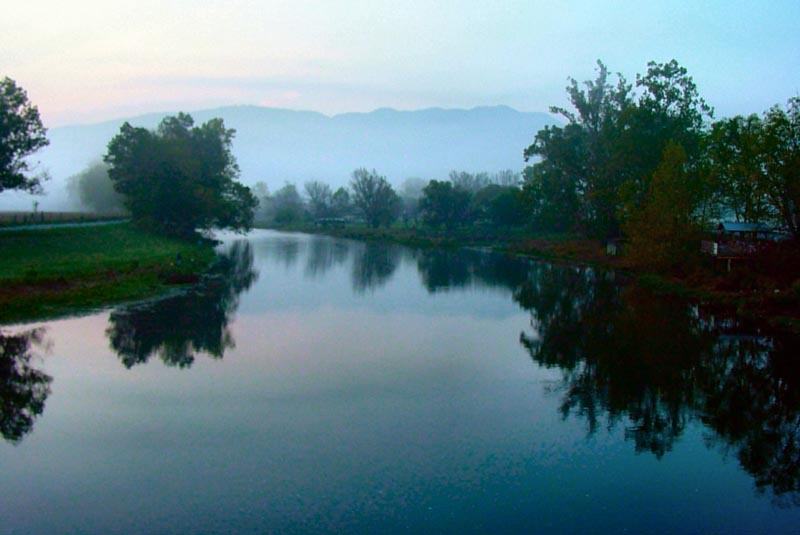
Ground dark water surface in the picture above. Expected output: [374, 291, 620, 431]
[2, 230, 799, 534]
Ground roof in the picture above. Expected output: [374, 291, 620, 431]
[718, 221, 771, 233]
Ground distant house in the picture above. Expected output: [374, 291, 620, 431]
[716, 221, 772, 240]
[701, 221, 776, 271]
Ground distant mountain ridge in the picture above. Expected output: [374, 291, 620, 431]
[2, 105, 557, 210]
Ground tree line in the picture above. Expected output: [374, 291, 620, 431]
[523, 59, 799, 267]
[3, 64, 798, 255]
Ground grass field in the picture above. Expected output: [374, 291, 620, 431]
[0, 222, 215, 323]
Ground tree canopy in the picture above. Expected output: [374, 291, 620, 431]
[0, 77, 49, 194]
[104, 113, 257, 237]
[350, 168, 400, 228]
[67, 161, 126, 214]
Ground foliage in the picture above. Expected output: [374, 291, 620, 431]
[419, 179, 472, 230]
[350, 168, 400, 228]
[304, 180, 333, 219]
[761, 97, 800, 238]
[66, 161, 126, 214]
[268, 182, 305, 224]
[622, 142, 702, 269]
[704, 114, 769, 223]
[523, 60, 713, 240]
[331, 187, 351, 217]
[0, 77, 49, 194]
[104, 113, 257, 238]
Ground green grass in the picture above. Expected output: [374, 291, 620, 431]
[0, 222, 215, 323]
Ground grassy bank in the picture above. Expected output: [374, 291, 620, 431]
[0, 222, 216, 323]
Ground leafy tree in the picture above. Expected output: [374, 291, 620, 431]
[270, 182, 305, 224]
[331, 186, 351, 217]
[350, 168, 400, 228]
[622, 142, 703, 269]
[521, 133, 582, 232]
[0, 77, 49, 194]
[66, 161, 126, 214]
[617, 60, 713, 222]
[104, 113, 257, 238]
[524, 60, 633, 238]
[304, 180, 333, 219]
[419, 179, 472, 230]
[761, 97, 800, 238]
[481, 185, 526, 227]
[704, 115, 769, 223]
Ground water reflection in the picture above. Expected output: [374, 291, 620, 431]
[105, 241, 257, 368]
[305, 237, 350, 278]
[0, 328, 52, 443]
[513, 261, 800, 503]
[351, 242, 402, 293]
[414, 248, 530, 293]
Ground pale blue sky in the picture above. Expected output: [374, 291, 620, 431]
[3, 0, 798, 126]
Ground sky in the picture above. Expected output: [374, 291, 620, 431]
[3, 0, 799, 127]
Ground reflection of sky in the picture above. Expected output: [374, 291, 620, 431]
[235, 230, 523, 320]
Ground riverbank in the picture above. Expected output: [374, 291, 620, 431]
[0, 222, 216, 324]
[275, 224, 800, 332]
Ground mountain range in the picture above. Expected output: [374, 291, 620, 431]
[1, 105, 556, 210]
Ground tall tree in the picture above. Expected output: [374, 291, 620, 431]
[524, 60, 633, 237]
[304, 181, 333, 219]
[0, 77, 49, 194]
[761, 97, 800, 238]
[705, 114, 770, 223]
[350, 168, 400, 228]
[419, 180, 472, 230]
[66, 161, 126, 214]
[104, 113, 257, 237]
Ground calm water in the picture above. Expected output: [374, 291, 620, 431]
[2, 230, 799, 534]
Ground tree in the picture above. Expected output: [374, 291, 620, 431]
[66, 161, 126, 214]
[761, 97, 800, 238]
[0, 77, 49, 194]
[419, 180, 472, 230]
[350, 168, 400, 228]
[304, 181, 333, 219]
[104, 113, 257, 238]
[270, 182, 305, 224]
[331, 187, 351, 217]
[705, 115, 770, 223]
[524, 60, 633, 238]
[448, 170, 491, 193]
[622, 142, 703, 269]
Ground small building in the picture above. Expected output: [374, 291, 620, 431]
[716, 221, 772, 240]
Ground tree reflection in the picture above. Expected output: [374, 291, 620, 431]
[414, 248, 531, 293]
[351, 241, 402, 293]
[700, 333, 800, 505]
[0, 328, 52, 443]
[515, 261, 800, 502]
[106, 241, 257, 368]
[304, 237, 350, 278]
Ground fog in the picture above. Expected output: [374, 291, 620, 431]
[0, 105, 555, 211]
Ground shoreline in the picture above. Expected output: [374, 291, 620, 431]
[0, 223, 216, 325]
[270, 224, 800, 334]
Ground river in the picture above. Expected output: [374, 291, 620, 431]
[1, 230, 799, 534]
